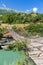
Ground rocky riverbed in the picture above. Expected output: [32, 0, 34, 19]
[29, 37, 43, 65]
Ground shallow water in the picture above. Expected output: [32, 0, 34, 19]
[0, 50, 36, 65]
[0, 50, 25, 65]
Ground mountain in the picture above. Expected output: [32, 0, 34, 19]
[0, 8, 15, 13]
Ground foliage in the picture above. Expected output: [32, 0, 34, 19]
[3, 14, 15, 24]
[12, 25, 28, 37]
[0, 28, 3, 38]
[8, 41, 28, 51]
[0, 27, 8, 39]
[18, 61, 22, 65]
[25, 24, 43, 36]
[12, 25, 17, 31]
[8, 44, 14, 50]
[1, 13, 43, 24]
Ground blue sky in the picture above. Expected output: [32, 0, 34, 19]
[0, 0, 43, 13]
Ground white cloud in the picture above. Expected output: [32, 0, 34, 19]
[33, 7, 38, 13]
[2, 4, 6, 8]
[15, 10, 18, 12]
[25, 9, 31, 13]
[26, 9, 30, 12]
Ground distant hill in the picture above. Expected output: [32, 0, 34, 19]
[0, 8, 15, 13]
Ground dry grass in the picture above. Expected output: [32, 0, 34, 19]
[0, 24, 29, 29]
[13, 24, 29, 28]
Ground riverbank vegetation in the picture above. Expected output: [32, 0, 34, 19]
[25, 23, 43, 37]
[8, 40, 29, 51]
[0, 12, 43, 37]
[0, 27, 8, 39]
[12, 23, 43, 37]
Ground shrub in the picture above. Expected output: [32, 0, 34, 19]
[25, 24, 43, 36]
[8, 41, 29, 51]
[12, 26, 17, 31]
[8, 44, 15, 50]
